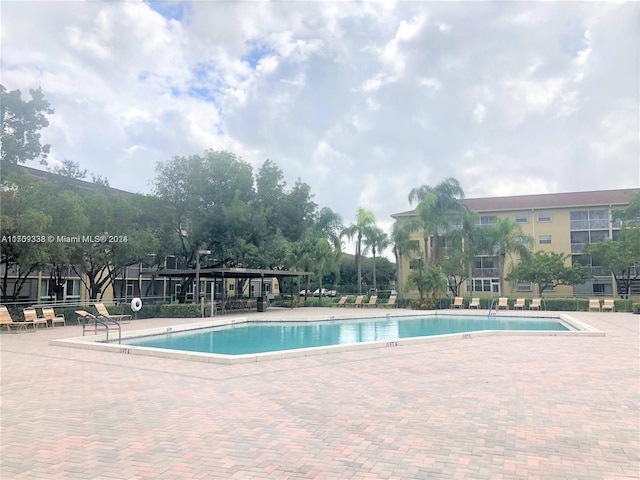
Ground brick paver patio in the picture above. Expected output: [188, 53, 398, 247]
[1, 308, 638, 479]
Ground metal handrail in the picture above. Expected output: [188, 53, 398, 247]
[79, 312, 121, 344]
[95, 313, 122, 344]
[488, 299, 497, 317]
[79, 312, 107, 339]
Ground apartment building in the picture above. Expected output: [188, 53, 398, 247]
[392, 188, 640, 298]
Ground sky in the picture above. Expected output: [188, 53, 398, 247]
[2, 0, 639, 254]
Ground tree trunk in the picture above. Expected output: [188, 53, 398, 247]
[372, 246, 377, 292]
[356, 233, 362, 295]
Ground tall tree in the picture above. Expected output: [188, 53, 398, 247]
[391, 219, 420, 299]
[154, 150, 255, 272]
[343, 207, 376, 294]
[488, 217, 531, 295]
[407, 178, 466, 266]
[440, 210, 482, 296]
[0, 85, 54, 169]
[364, 225, 389, 292]
[0, 170, 55, 300]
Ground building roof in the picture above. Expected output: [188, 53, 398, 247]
[158, 267, 311, 279]
[391, 188, 640, 217]
[16, 165, 133, 196]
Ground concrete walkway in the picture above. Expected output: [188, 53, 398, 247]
[1, 309, 638, 479]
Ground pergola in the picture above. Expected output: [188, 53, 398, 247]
[158, 267, 312, 308]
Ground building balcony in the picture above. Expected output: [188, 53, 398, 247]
[473, 268, 499, 277]
[571, 243, 586, 253]
[570, 219, 609, 230]
[591, 266, 610, 277]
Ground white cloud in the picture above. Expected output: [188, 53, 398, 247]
[472, 103, 486, 124]
[3, 0, 638, 255]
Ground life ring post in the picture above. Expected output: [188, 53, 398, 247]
[131, 298, 143, 320]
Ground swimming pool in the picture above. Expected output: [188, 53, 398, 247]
[51, 311, 603, 364]
[121, 315, 570, 355]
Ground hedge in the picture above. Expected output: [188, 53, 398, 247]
[159, 303, 212, 318]
[407, 297, 638, 312]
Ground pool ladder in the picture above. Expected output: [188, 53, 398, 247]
[488, 299, 497, 318]
[80, 312, 122, 344]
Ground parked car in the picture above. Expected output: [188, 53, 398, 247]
[299, 289, 314, 297]
[313, 288, 338, 297]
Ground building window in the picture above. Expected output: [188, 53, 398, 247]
[66, 279, 81, 299]
[589, 231, 609, 243]
[593, 284, 605, 294]
[537, 212, 552, 223]
[471, 278, 499, 293]
[40, 279, 52, 300]
[539, 235, 552, 245]
[515, 214, 528, 224]
[479, 215, 497, 227]
[570, 210, 608, 230]
[517, 282, 531, 291]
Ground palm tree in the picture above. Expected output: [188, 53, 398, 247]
[391, 220, 420, 299]
[442, 209, 481, 295]
[363, 226, 390, 292]
[315, 207, 344, 251]
[343, 207, 376, 294]
[288, 236, 316, 305]
[407, 178, 465, 266]
[407, 263, 447, 304]
[489, 217, 531, 294]
[313, 237, 340, 297]
[423, 266, 449, 298]
[314, 207, 344, 293]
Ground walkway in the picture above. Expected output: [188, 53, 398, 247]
[1, 309, 638, 479]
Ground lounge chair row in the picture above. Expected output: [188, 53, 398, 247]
[453, 297, 616, 312]
[588, 298, 615, 312]
[75, 303, 132, 325]
[0, 305, 66, 332]
[450, 297, 543, 310]
[1, 302, 134, 333]
[495, 297, 542, 310]
[336, 295, 397, 308]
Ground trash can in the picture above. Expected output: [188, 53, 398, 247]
[257, 296, 267, 312]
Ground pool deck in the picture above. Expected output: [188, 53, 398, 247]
[1, 308, 638, 479]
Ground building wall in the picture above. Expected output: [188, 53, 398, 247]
[394, 189, 638, 299]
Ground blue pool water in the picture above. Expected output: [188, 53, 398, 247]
[121, 315, 570, 356]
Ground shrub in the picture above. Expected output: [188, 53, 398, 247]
[632, 303, 640, 314]
[410, 298, 439, 310]
[159, 303, 211, 318]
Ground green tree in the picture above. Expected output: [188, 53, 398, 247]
[313, 237, 340, 297]
[363, 225, 389, 292]
[154, 150, 255, 279]
[613, 192, 640, 225]
[488, 217, 531, 295]
[48, 159, 87, 179]
[390, 219, 419, 299]
[585, 229, 640, 298]
[0, 170, 55, 300]
[407, 178, 466, 266]
[407, 265, 448, 304]
[507, 251, 592, 296]
[0, 85, 54, 169]
[439, 210, 482, 296]
[343, 207, 376, 294]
